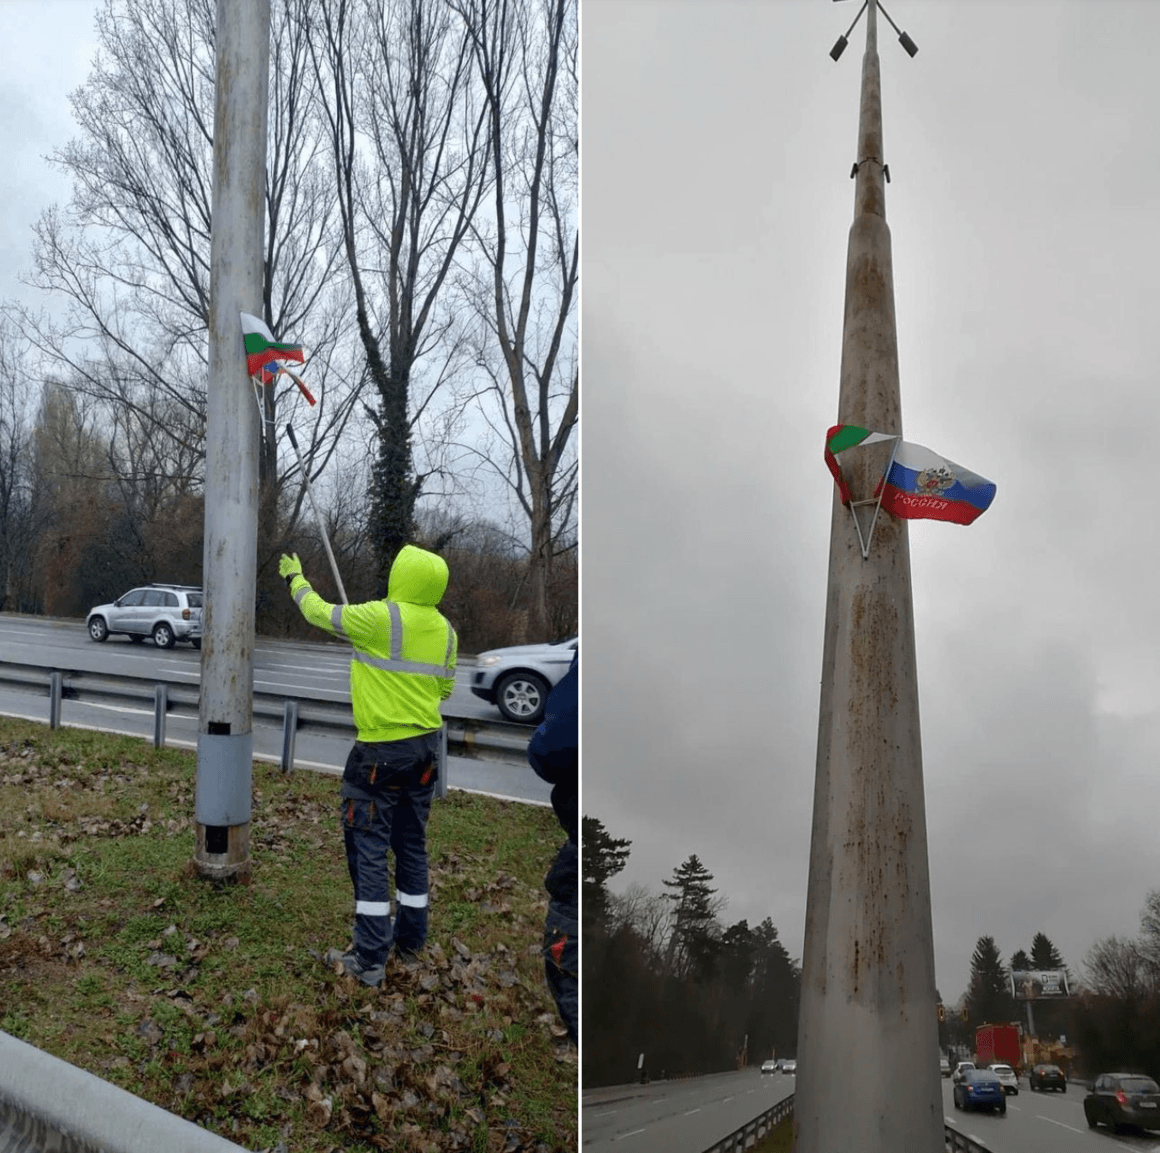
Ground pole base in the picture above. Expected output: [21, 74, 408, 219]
[193, 821, 252, 882]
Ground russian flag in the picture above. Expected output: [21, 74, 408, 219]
[877, 440, 996, 525]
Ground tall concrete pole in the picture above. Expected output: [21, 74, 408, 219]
[194, 0, 271, 881]
[795, 3, 942, 1149]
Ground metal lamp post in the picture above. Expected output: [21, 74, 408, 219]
[795, 3, 943, 1149]
[194, 0, 271, 881]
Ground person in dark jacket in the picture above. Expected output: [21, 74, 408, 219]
[527, 651, 578, 1045]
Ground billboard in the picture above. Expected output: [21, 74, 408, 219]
[1011, 969, 1069, 999]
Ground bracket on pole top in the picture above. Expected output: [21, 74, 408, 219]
[829, 0, 918, 61]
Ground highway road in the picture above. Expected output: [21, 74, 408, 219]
[582, 1071, 1160, 1153]
[581, 1070, 794, 1153]
[0, 614, 551, 806]
[943, 1076, 1160, 1153]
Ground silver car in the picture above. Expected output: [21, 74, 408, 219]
[86, 584, 203, 649]
[470, 637, 576, 723]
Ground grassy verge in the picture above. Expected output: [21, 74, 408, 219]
[0, 718, 576, 1152]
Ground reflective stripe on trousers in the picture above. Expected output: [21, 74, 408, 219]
[340, 735, 438, 964]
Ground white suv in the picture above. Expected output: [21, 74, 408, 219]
[470, 637, 576, 723]
[86, 584, 203, 649]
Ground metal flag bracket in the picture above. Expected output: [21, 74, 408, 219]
[846, 436, 900, 559]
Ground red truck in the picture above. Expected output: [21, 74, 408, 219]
[976, 1024, 1020, 1071]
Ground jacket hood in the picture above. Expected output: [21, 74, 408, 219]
[387, 544, 449, 606]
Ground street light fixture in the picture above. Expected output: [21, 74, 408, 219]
[829, 0, 867, 61]
[830, 0, 918, 60]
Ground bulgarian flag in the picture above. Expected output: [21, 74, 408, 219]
[826, 424, 996, 526]
[824, 425, 896, 505]
[240, 312, 314, 405]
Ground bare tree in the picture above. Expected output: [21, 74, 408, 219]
[609, 883, 674, 968]
[1084, 935, 1152, 1000]
[8, 0, 358, 532]
[28, 382, 120, 615]
[0, 324, 44, 611]
[454, 0, 578, 640]
[305, 0, 491, 589]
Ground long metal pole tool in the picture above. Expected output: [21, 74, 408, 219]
[285, 423, 348, 604]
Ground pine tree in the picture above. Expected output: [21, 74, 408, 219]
[582, 816, 631, 930]
[1030, 932, 1065, 971]
[965, 935, 1016, 1029]
[748, 918, 800, 1062]
[720, 920, 757, 989]
[1011, 949, 1030, 973]
[662, 854, 720, 980]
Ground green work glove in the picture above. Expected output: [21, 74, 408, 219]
[279, 552, 303, 587]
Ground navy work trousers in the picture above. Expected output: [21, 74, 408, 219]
[543, 837, 578, 1045]
[340, 733, 438, 966]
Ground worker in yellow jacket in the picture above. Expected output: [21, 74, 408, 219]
[279, 544, 457, 988]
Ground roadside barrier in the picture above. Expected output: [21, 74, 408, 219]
[702, 1094, 794, 1152]
[699, 1092, 993, 1153]
[0, 661, 532, 787]
[0, 1028, 249, 1153]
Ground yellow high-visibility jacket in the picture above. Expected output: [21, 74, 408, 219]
[288, 545, 457, 742]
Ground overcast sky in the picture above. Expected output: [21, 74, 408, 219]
[0, 0, 100, 308]
[581, 0, 1160, 1004]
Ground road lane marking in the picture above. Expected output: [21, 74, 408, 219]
[254, 678, 348, 693]
[684, 1109, 701, 1116]
[722, 1096, 733, 1102]
[591, 1110, 618, 1117]
[73, 702, 153, 716]
[1036, 1115, 1084, 1134]
[614, 1129, 646, 1141]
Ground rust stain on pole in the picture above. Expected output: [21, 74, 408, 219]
[795, 2, 943, 1150]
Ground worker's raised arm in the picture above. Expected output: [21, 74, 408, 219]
[280, 552, 343, 635]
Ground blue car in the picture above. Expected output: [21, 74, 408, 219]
[954, 1069, 1007, 1115]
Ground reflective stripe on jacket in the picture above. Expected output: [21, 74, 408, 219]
[289, 545, 457, 742]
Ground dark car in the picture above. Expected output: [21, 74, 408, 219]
[1084, 1073, 1160, 1131]
[1029, 1063, 1066, 1092]
[953, 1069, 1007, 1115]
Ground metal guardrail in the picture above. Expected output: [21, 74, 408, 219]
[945, 1124, 991, 1152]
[703, 1093, 794, 1152]
[0, 661, 532, 773]
[700, 1093, 991, 1153]
[0, 1028, 249, 1153]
